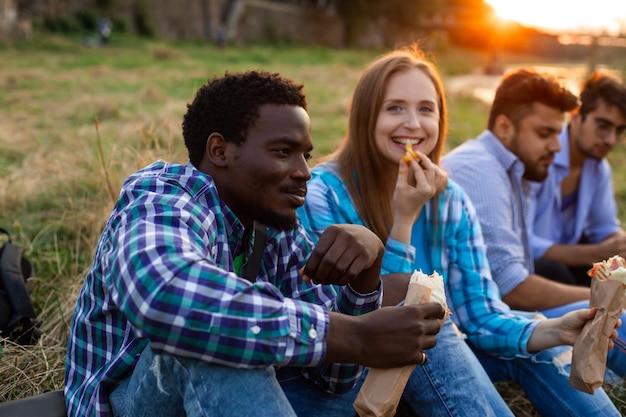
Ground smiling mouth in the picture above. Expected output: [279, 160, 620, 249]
[393, 138, 423, 147]
[285, 188, 307, 207]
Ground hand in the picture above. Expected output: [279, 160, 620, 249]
[560, 308, 621, 349]
[434, 166, 448, 193]
[529, 307, 622, 351]
[302, 224, 384, 293]
[390, 152, 446, 243]
[596, 231, 626, 260]
[325, 303, 445, 368]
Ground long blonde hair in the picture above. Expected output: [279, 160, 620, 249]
[323, 46, 448, 242]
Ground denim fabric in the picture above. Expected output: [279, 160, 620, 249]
[476, 348, 620, 417]
[279, 320, 513, 417]
[109, 345, 297, 417]
[542, 299, 626, 377]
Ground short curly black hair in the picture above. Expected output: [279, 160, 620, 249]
[182, 70, 307, 167]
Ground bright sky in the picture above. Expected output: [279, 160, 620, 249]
[485, 0, 626, 35]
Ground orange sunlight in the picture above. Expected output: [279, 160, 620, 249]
[485, 0, 626, 35]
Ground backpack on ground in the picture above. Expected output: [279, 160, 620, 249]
[0, 227, 41, 345]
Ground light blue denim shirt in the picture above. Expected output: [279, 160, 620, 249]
[529, 125, 620, 259]
[442, 130, 534, 296]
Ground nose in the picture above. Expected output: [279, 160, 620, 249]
[604, 129, 618, 146]
[404, 110, 421, 129]
[292, 154, 311, 181]
[548, 134, 561, 152]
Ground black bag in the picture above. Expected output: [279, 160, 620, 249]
[0, 228, 41, 345]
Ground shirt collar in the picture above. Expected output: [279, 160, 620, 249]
[554, 126, 571, 170]
[183, 161, 246, 250]
[478, 130, 525, 179]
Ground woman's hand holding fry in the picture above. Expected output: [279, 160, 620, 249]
[391, 148, 438, 241]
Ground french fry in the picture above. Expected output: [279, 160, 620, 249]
[401, 142, 419, 162]
[406, 142, 418, 159]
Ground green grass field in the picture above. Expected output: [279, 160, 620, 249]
[1, 34, 625, 415]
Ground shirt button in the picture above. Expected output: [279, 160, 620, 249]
[251, 325, 261, 334]
[308, 328, 317, 339]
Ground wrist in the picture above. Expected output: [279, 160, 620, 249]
[325, 312, 363, 364]
[350, 257, 383, 294]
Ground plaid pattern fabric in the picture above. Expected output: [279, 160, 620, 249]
[65, 161, 380, 416]
[443, 131, 535, 296]
[299, 162, 539, 360]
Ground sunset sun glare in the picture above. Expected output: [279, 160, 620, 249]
[485, 0, 626, 35]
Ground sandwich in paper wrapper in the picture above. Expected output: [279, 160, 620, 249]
[353, 270, 449, 417]
[570, 255, 626, 394]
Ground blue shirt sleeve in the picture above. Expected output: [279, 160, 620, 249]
[439, 184, 538, 357]
[443, 133, 532, 296]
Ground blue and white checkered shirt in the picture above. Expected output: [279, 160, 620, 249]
[65, 161, 380, 417]
[298, 161, 539, 360]
[443, 131, 535, 296]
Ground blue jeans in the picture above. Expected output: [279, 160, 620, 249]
[278, 319, 513, 417]
[470, 309, 620, 417]
[475, 347, 620, 417]
[542, 300, 626, 377]
[109, 345, 297, 417]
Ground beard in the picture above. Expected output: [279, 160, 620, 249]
[522, 155, 552, 182]
[523, 167, 549, 182]
[255, 204, 298, 231]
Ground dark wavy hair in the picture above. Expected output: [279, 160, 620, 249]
[182, 70, 307, 167]
[578, 71, 626, 121]
[488, 68, 578, 130]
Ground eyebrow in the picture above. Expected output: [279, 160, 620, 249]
[266, 137, 313, 151]
[594, 116, 626, 128]
[382, 98, 436, 105]
[536, 126, 561, 135]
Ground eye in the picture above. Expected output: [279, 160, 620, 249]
[304, 151, 313, 161]
[536, 128, 555, 139]
[387, 105, 403, 112]
[273, 148, 291, 156]
[419, 105, 435, 113]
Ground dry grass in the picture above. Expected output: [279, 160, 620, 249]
[1, 36, 625, 414]
[0, 270, 81, 401]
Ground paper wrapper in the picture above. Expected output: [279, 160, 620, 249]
[569, 257, 626, 394]
[353, 271, 447, 417]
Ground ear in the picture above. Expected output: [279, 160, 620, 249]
[493, 114, 514, 147]
[205, 133, 229, 167]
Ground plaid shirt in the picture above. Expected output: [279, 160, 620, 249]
[442, 131, 535, 296]
[64, 161, 381, 417]
[299, 162, 540, 359]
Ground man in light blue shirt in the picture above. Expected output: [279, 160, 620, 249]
[530, 72, 626, 287]
[443, 68, 626, 377]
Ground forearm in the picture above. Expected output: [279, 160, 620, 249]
[502, 274, 590, 311]
[542, 244, 601, 266]
[389, 215, 419, 245]
[305, 312, 365, 393]
[526, 318, 564, 352]
[381, 273, 411, 307]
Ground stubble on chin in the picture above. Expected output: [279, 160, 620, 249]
[256, 207, 298, 231]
